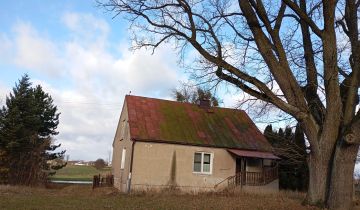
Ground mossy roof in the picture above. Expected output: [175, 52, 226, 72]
[126, 95, 273, 152]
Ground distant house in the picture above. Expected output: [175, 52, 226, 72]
[68, 160, 91, 166]
[112, 95, 279, 193]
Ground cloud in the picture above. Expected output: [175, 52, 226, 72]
[62, 12, 109, 47]
[0, 82, 10, 106]
[0, 34, 13, 61]
[0, 13, 184, 161]
[12, 22, 63, 76]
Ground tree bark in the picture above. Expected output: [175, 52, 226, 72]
[304, 155, 329, 207]
[328, 142, 359, 210]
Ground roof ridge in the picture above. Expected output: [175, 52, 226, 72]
[125, 94, 245, 113]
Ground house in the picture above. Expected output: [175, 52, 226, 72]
[112, 95, 280, 193]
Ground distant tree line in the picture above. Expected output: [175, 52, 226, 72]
[0, 75, 65, 185]
[264, 124, 308, 191]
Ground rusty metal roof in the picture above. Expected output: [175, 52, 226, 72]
[227, 149, 280, 159]
[126, 95, 273, 152]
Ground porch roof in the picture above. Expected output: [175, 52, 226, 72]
[227, 149, 280, 160]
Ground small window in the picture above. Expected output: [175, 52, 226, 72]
[120, 148, 126, 169]
[193, 152, 213, 174]
[193, 153, 202, 172]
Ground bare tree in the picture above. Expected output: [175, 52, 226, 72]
[172, 85, 220, 106]
[99, 1, 360, 209]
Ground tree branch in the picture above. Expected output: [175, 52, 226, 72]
[282, 0, 323, 38]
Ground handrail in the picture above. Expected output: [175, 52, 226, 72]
[214, 174, 237, 189]
[213, 165, 278, 189]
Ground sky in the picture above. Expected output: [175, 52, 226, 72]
[0, 0, 244, 161]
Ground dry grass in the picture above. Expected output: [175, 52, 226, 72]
[0, 185, 323, 210]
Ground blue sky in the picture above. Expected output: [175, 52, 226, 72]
[0, 0, 246, 161]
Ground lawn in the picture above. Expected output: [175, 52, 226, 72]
[50, 165, 111, 181]
[0, 185, 324, 210]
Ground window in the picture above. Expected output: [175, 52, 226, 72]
[193, 152, 213, 174]
[263, 159, 272, 166]
[247, 158, 261, 167]
[120, 148, 126, 169]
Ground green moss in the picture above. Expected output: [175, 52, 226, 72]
[159, 102, 199, 144]
[140, 99, 270, 151]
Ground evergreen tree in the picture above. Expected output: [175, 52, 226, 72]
[278, 128, 284, 137]
[284, 127, 293, 140]
[264, 124, 273, 134]
[294, 124, 309, 191]
[0, 106, 8, 183]
[264, 124, 308, 191]
[0, 75, 65, 185]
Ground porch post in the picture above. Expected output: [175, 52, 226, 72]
[241, 157, 245, 187]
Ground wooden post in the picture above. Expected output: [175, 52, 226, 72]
[241, 158, 245, 188]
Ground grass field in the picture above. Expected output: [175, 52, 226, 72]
[50, 165, 111, 181]
[0, 185, 325, 210]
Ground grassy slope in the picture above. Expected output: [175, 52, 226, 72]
[0, 185, 324, 210]
[50, 165, 111, 181]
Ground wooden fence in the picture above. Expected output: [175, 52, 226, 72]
[93, 174, 114, 189]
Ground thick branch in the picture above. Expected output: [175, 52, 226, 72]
[299, 0, 324, 125]
[282, 0, 323, 37]
[342, 0, 360, 125]
[239, 0, 308, 110]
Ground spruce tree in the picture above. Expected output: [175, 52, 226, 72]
[294, 124, 309, 191]
[264, 124, 309, 191]
[0, 75, 65, 185]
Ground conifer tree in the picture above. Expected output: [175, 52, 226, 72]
[264, 124, 308, 191]
[0, 75, 65, 185]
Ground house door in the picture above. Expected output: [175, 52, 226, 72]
[236, 158, 241, 174]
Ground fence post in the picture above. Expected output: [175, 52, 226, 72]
[92, 175, 97, 189]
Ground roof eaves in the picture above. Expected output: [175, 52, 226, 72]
[131, 137, 272, 152]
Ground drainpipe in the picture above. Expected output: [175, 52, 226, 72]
[127, 140, 135, 193]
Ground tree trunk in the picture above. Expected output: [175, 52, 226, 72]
[328, 143, 359, 210]
[304, 155, 329, 207]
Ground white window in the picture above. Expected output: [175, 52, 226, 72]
[120, 148, 126, 169]
[193, 152, 213, 174]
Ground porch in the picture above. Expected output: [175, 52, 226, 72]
[214, 149, 280, 190]
[228, 165, 278, 186]
[214, 164, 278, 190]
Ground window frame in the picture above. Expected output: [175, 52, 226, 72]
[120, 148, 126, 169]
[192, 152, 213, 175]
